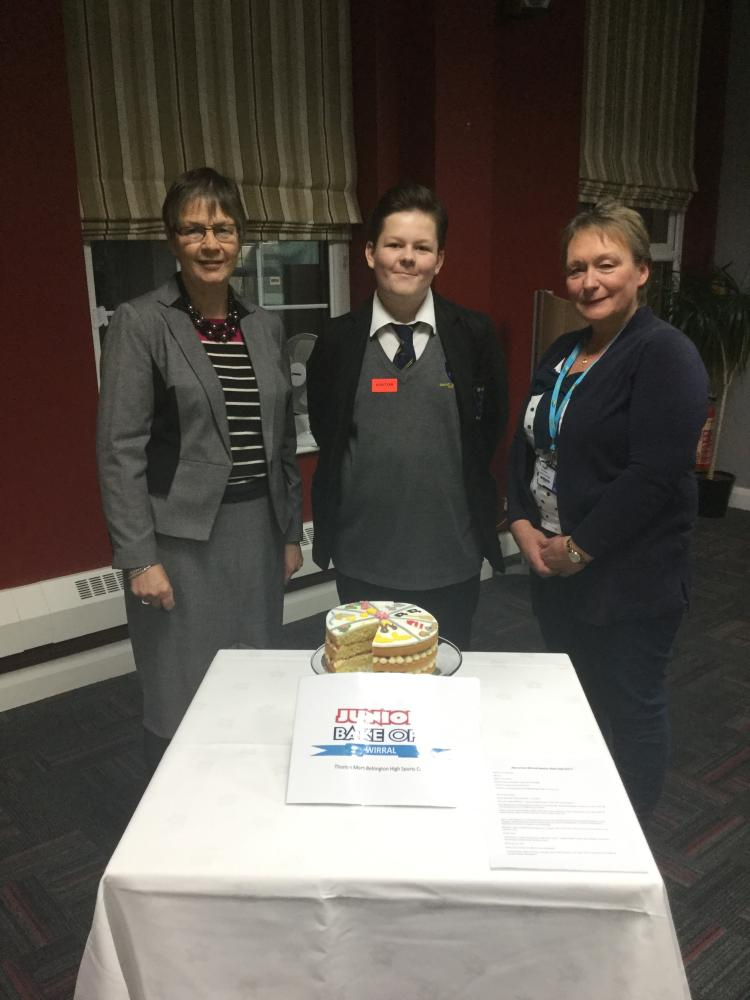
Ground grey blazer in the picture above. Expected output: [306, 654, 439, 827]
[97, 277, 302, 568]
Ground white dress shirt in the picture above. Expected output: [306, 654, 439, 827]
[369, 289, 436, 361]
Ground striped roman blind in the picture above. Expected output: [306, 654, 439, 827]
[62, 0, 361, 240]
[579, 0, 704, 212]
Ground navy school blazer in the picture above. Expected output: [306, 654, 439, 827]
[307, 293, 508, 573]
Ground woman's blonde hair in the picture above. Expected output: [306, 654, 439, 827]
[561, 200, 652, 302]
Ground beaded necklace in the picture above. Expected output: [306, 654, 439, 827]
[184, 288, 241, 343]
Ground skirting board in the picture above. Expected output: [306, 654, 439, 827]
[1, 537, 519, 712]
[0, 640, 136, 713]
[730, 485, 750, 511]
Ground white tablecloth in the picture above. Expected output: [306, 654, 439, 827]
[74, 650, 690, 1000]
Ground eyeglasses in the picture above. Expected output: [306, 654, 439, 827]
[175, 223, 239, 243]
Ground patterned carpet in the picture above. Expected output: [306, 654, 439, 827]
[0, 508, 748, 999]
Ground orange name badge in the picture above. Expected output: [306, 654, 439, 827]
[371, 378, 398, 393]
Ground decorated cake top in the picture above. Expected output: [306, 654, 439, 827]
[326, 601, 438, 649]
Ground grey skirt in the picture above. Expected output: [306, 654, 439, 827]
[125, 495, 284, 738]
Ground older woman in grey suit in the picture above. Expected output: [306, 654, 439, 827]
[97, 167, 302, 770]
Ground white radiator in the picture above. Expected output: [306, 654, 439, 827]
[0, 521, 320, 658]
[0, 567, 127, 657]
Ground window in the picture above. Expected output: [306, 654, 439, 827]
[233, 241, 330, 339]
[637, 208, 684, 316]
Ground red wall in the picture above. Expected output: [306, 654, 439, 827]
[0, 1, 731, 591]
[347, 4, 437, 306]
[489, 2, 587, 482]
[0, 0, 111, 589]
[348, 0, 586, 497]
[299, 453, 315, 523]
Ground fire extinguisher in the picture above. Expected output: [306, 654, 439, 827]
[695, 398, 716, 473]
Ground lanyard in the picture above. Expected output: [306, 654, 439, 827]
[547, 342, 593, 451]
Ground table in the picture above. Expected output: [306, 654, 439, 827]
[74, 650, 690, 1000]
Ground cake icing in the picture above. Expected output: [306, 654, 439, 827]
[324, 601, 439, 673]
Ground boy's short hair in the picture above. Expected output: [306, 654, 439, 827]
[368, 183, 448, 248]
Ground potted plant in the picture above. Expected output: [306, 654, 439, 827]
[665, 264, 750, 517]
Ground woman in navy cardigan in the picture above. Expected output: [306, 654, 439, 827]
[507, 201, 708, 820]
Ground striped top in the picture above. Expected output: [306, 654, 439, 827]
[199, 329, 268, 502]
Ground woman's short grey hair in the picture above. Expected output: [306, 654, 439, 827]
[162, 167, 245, 237]
[561, 199, 652, 302]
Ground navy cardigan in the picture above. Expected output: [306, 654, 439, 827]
[507, 307, 708, 625]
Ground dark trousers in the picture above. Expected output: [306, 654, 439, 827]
[335, 572, 481, 651]
[532, 577, 682, 821]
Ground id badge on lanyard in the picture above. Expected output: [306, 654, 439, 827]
[537, 454, 557, 493]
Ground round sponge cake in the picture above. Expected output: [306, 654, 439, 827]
[324, 601, 439, 673]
